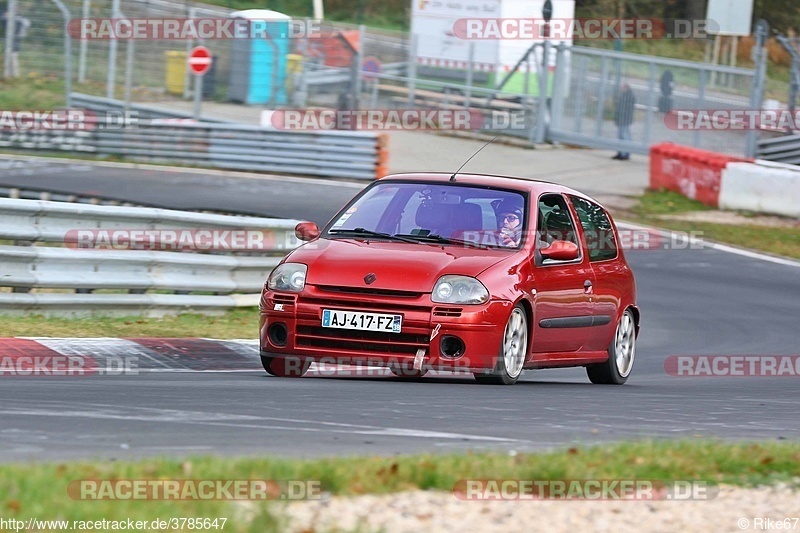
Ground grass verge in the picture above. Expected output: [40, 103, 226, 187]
[0, 308, 257, 338]
[1, 441, 798, 532]
[623, 190, 800, 260]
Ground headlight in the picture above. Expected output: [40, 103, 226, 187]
[431, 275, 489, 305]
[268, 263, 308, 292]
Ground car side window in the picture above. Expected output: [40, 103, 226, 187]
[537, 194, 580, 262]
[570, 196, 618, 262]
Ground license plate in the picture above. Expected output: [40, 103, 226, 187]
[322, 309, 402, 333]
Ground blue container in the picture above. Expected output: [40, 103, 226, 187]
[227, 10, 290, 105]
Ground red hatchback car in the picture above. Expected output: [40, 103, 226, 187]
[259, 173, 639, 385]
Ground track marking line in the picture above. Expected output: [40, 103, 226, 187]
[617, 220, 800, 269]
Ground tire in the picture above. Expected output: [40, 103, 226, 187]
[473, 304, 528, 385]
[390, 366, 428, 379]
[587, 309, 636, 385]
[261, 355, 310, 378]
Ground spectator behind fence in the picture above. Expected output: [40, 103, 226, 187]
[1, 6, 30, 77]
[612, 82, 635, 161]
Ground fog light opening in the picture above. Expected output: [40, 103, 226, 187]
[440, 336, 465, 359]
[268, 323, 288, 347]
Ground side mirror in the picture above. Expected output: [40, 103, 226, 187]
[540, 240, 579, 261]
[294, 221, 320, 242]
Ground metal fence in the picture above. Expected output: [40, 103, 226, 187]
[0, 0, 771, 159]
[0, 197, 301, 316]
[549, 45, 761, 157]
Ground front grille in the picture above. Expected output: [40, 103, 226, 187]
[299, 296, 429, 313]
[296, 325, 429, 355]
[316, 285, 424, 298]
[433, 306, 463, 317]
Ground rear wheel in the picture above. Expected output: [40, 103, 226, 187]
[474, 305, 528, 385]
[261, 355, 310, 378]
[586, 309, 636, 385]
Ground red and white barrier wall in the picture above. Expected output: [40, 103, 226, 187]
[719, 160, 800, 218]
[650, 143, 800, 218]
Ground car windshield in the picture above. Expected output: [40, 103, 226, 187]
[324, 182, 527, 249]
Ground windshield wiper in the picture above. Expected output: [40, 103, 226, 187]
[328, 228, 421, 244]
[394, 233, 492, 250]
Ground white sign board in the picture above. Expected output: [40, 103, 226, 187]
[411, 0, 502, 68]
[705, 0, 753, 36]
[410, 0, 574, 72]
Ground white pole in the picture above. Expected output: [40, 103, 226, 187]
[313, 0, 324, 20]
[106, 0, 120, 98]
[4, 0, 17, 78]
[78, 0, 90, 82]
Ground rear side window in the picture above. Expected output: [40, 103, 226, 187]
[570, 196, 617, 262]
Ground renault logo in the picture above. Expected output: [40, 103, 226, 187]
[364, 273, 377, 285]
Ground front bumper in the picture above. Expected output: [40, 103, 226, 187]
[259, 285, 512, 371]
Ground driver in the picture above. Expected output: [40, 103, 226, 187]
[496, 200, 523, 247]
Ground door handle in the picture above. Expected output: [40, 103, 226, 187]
[584, 280, 593, 293]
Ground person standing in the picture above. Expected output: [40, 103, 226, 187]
[1, 7, 29, 78]
[613, 82, 635, 161]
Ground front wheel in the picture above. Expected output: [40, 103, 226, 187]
[586, 309, 636, 385]
[261, 355, 310, 378]
[474, 305, 528, 385]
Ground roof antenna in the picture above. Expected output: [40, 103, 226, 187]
[450, 136, 498, 182]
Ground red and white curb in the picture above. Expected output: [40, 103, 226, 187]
[0, 338, 401, 376]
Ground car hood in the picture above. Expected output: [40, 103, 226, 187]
[287, 238, 511, 292]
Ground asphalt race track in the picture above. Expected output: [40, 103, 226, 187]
[0, 158, 362, 223]
[1, 158, 799, 462]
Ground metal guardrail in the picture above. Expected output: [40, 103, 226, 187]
[68, 93, 227, 123]
[758, 134, 800, 165]
[0, 198, 302, 316]
[0, 94, 389, 180]
[305, 62, 407, 87]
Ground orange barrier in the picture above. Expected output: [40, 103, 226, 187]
[649, 143, 753, 207]
[375, 133, 390, 179]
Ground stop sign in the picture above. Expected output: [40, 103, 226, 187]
[188, 46, 213, 76]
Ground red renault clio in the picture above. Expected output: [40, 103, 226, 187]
[259, 173, 639, 385]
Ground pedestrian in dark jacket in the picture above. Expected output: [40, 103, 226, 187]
[613, 82, 635, 160]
